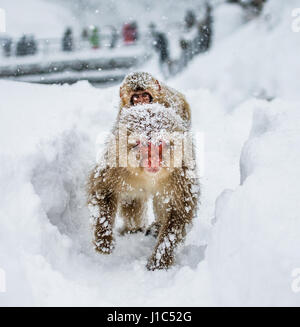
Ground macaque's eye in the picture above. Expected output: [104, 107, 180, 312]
[142, 93, 150, 98]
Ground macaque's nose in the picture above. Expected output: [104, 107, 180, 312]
[140, 141, 163, 170]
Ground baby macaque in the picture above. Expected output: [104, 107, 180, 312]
[87, 72, 199, 270]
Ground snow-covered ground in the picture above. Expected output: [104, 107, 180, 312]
[1, 0, 300, 306]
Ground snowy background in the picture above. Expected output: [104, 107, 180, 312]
[1, 0, 300, 306]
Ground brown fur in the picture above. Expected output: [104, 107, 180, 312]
[87, 72, 199, 270]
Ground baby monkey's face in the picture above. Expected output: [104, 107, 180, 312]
[131, 91, 152, 105]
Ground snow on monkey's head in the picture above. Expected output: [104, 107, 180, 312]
[119, 72, 161, 110]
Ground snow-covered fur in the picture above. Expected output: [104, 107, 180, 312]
[88, 72, 199, 270]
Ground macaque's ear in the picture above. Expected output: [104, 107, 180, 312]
[155, 80, 161, 92]
[120, 87, 123, 98]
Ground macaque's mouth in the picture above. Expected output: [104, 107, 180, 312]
[145, 166, 161, 174]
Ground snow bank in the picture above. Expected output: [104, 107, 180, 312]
[207, 98, 300, 306]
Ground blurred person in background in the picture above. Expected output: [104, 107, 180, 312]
[184, 10, 197, 30]
[62, 27, 73, 52]
[149, 23, 170, 74]
[179, 38, 189, 68]
[81, 27, 89, 41]
[195, 3, 213, 53]
[16, 35, 27, 56]
[90, 26, 100, 49]
[27, 35, 37, 55]
[81, 27, 90, 50]
[110, 26, 118, 49]
[179, 10, 198, 67]
[122, 22, 138, 45]
[2, 37, 12, 57]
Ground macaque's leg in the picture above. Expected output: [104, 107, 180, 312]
[145, 195, 163, 238]
[88, 193, 117, 254]
[146, 170, 199, 270]
[119, 197, 146, 234]
[88, 168, 119, 254]
[146, 204, 188, 270]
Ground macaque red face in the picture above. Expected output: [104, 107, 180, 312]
[130, 91, 152, 105]
[132, 140, 166, 174]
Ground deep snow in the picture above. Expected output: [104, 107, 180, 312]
[1, 0, 300, 306]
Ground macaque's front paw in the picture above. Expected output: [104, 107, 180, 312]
[93, 233, 115, 254]
[146, 251, 174, 271]
[118, 226, 145, 236]
[145, 222, 161, 238]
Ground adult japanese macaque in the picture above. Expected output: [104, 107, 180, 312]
[87, 72, 199, 270]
